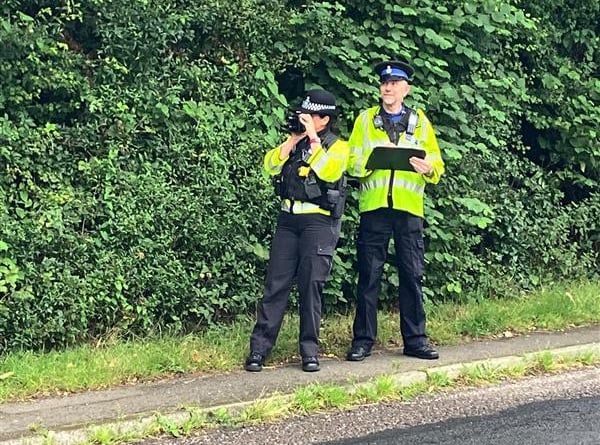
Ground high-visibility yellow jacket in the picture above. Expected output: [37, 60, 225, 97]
[264, 137, 349, 216]
[348, 106, 444, 217]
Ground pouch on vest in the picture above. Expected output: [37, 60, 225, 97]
[328, 175, 347, 219]
[304, 171, 322, 200]
[273, 175, 284, 197]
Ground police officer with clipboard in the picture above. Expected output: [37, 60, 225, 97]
[346, 58, 445, 362]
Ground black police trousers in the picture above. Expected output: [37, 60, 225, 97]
[250, 211, 340, 358]
[351, 208, 428, 350]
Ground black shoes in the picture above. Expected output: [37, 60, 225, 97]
[346, 344, 439, 361]
[302, 356, 320, 372]
[246, 345, 437, 373]
[346, 345, 371, 361]
[403, 344, 439, 360]
[244, 352, 265, 372]
[246, 353, 320, 372]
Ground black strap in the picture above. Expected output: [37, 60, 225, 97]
[319, 130, 338, 151]
[375, 106, 416, 145]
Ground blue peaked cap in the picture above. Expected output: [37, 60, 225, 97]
[374, 60, 415, 82]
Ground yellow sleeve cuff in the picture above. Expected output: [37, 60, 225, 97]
[273, 146, 288, 165]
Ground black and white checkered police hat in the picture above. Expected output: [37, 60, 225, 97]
[296, 89, 337, 116]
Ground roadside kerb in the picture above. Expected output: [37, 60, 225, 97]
[3, 342, 598, 445]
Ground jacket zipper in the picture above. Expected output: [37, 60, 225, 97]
[387, 170, 394, 208]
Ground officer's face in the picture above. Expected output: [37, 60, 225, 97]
[311, 114, 330, 132]
[379, 79, 410, 108]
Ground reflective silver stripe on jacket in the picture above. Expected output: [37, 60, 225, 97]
[348, 113, 370, 176]
[311, 148, 346, 172]
[281, 200, 328, 214]
[360, 177, 425, 195]
[407, 111, 418, 134]
[419, 116, 428, 145]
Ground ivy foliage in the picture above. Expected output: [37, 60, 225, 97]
[0, 0, 598, 352]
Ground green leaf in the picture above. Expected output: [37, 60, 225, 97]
[18, 12, 34, 22]
[356, 35, 370, 46]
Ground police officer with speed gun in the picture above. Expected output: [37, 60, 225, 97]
[245, 89, 349, 373]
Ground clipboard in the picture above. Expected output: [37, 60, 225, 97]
[365, 145, 426, 171]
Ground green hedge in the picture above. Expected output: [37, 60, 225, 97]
[1, 0, 598, 352]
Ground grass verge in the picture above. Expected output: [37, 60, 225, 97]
[0, 280, 599, 402]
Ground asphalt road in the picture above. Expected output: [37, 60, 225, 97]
[321, 394, 600, 445]
[137, 367, 600, 445]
